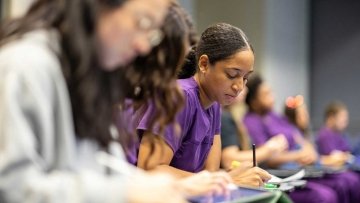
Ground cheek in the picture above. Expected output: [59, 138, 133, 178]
[263, 95, 274, 108]
[340, 117, 348, 127]
[204, 74, 228, 101]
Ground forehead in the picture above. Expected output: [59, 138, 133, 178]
[215, 50, 254, 71]
[337, 109, 348, 116]
[258, 82, 271, 94]
[124, 0, 168, 22]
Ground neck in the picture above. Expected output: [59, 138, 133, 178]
[194, 73, 214, 109]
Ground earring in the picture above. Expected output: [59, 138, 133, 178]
[134, 86, 141, 96]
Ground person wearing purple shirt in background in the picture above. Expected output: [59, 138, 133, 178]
[133, 23, 273, 187]
[316, 102, 352, 156]
[243, 75, 354, 203]
[316, 102, 360, 172]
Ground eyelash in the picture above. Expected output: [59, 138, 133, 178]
[227, 73, 237, 79]
[227, 73, 249, 83]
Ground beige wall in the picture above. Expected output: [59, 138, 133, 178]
[195, 0, 266, 73]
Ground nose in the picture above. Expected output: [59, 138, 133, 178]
[232, 78, 245, 94]
[133, 35, 152, 56]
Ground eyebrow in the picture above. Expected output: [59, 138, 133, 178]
[247, 70, 254, 75]
[226, 67, 243, 73]
[226, 67, 254, 74]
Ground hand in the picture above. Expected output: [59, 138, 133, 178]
[296, 146, 317, 166]
[128, 172, 187, 203]
[178, 171, 232, 197]
[265, 134, 288, 154]
[228, 166, 271, 187]
[321, 150, 349, 167]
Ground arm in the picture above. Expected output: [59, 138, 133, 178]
[137, 131, 194, 178]
[320, 151, 350, 167]
[221, 145, 272, 169]
[204, 135, 271, 187]
[266, 139, 316, 167]
[221, 133, 288, 169]
[204, 134, 222, 172]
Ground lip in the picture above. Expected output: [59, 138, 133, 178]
[226, 93, 238, 98]
[225, 94, 237, 101]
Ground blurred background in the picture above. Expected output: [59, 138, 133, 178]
[2, 0, 360, 134]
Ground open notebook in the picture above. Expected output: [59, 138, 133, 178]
[267, 169, 305, 184]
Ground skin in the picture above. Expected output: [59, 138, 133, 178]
[327, 109, 349, 132]
[96, 0, 169, 70]
[249, 82, 275, 114]
[196, 50, 254, 108]
[295, 104, 310, 132]
[138, 49, 272, 187]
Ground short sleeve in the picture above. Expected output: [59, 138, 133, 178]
[136, 92, 192, 153]
[214, 104, 222, 135]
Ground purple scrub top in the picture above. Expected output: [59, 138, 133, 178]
[136, 77, 221, 172]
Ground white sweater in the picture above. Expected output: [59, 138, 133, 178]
[0, 29, 130, 203]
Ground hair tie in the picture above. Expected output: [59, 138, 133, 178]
[286, 95, 304, 109]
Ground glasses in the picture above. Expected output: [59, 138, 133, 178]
[136, 16, 164, 47]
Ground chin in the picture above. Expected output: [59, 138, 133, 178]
[221, 100, 233, 106]
[101, 59, 127, 71]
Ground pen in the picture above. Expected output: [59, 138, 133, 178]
[252, 144, 257, 167]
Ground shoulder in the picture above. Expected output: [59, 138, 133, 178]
[177, 77, 199, 109]
[317, 127, 330, 138]
[243, 112, 260, 124]
[0, 29, 66, 108]
[0, 29, 61, 78]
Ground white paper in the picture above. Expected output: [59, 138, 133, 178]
[267, 169, 305, 184]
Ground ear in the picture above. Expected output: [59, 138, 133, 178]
[198, 54, 210, 74]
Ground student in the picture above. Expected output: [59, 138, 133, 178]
[220, 88, 289, 170]
[244, 75, 360, 203]
[0, 0, 218, 202]
[120, 2, 233, 197]
[132, 23, 272, 187]
[316, 102, 355, 165]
